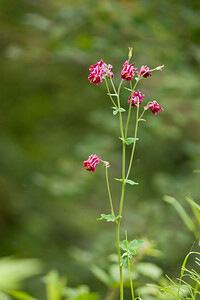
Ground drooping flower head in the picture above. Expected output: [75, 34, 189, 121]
[146, 101, 163, 115]
[83, 154, 101, 172]
[88, 60, 114, 84]
[120, 60, 137, 81]
[138, 65, 151, 78]
[88, 60, 106, 85]
[128, 90, 144, 107]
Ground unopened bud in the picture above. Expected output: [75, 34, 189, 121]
[128, 47, 133, 60]
[103, 161, 110, 167]
[156, 64, 164, 71]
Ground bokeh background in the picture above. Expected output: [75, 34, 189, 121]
[0, 0, 200, 298]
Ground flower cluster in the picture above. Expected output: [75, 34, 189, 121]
[128, 90, 144, 107]
[88, 60, 113, 85]
[85, 54, 164, 171]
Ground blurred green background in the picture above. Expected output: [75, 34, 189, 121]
[0, 0, 200, 298]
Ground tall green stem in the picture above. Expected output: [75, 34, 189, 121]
[125, 231, 134, 300]
[119, 144, 126, 216]
[117, 222, 123, 300]
[105, 166, 115, 217]
[116, 79, 125, 300]
[106, 75, 141, 300]
[105, 78, 126, 300]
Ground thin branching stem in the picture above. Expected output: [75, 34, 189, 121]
[104, 77, 118, 108]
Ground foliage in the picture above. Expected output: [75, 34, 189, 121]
[164, 196, 200, 238]
[0, 257, 42, 300]
[0, 0, 199, 297]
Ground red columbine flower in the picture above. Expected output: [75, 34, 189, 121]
[88, 60, 114, 84]
[138, 65, 151, 78]
[128, 90, 144, 107]
[146, 101, 163, 115]
[88, 60, 106, 85]
[83, 154, 101, 172]
[120, 60, 137, 81]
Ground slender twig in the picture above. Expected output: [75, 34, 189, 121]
[111, 78, 125, 140]
[125, 99, 139, 180]
[124, 79, 140, 140]
[104, 77, 118, 108]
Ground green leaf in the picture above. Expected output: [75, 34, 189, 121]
[120, 240, 128, 251]
[8, 291, 38, 300]
[124, 87, 133, 92]
[120, 255, 129, 268]
[119, 137, 125, 143]
[121, 239, 144, 252]
[112, 107, 126, 115]
[43, 270, 67, 300]
[90, 265, 112, 287]
[118, 108, 126, 113]
[186, 197, 200, 226]
[98, 214, 122, 222]
[125, 137, 139, 145]
[114, 178, 123, 182]
[123, 257, 129, 268]
[129, 249, 137, 255]
[98, 214, 115, 222]
[125, 179, 139, 185]
[164, 195, 196, 234]
[115, 215, 122, 221]
[0, 257, 42, 291]
[136, 262, 163, 280]
[129, 239, 144, 249]
[114, 178, 138, 185]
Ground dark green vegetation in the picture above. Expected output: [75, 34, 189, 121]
[0, 0, 199, 298]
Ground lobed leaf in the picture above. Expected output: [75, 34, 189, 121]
[112, 107, 126, 115]
[125, 137, 139, 145]
[118, 108, 126, 113]
[129, 239, 144, 249]
[114, 178, 139, 185]
[98, 214, 115, 222]
[125, 179, 139, 185]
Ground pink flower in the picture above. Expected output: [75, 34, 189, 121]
[128, 90, 144, 107]
[83, 154, 101, 172]
[146, 101, 163, 115]
[120, 60, 137, 81]
[138, 65, 151, 78]
[88, 60, 106, 85]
